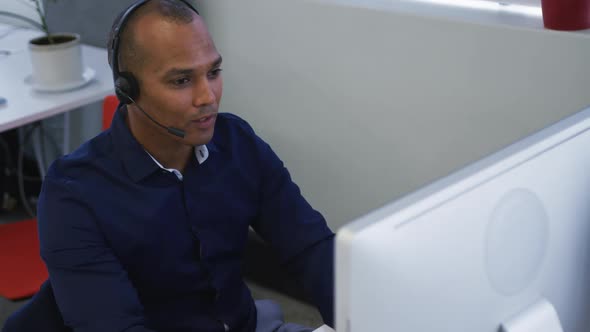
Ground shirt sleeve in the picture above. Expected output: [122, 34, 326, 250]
[249, 133, 335, 326]
[37, 175, 156, 332]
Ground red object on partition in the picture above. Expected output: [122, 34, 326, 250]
[541, 0, 590, 31]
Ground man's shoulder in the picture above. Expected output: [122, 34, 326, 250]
[216, 112, 255, 134]
[46, 130, 115, 184]
[214, 112, 262, 147]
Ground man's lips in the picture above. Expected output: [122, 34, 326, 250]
[194, 114, 214, 122]
[191, 114, 217, 129]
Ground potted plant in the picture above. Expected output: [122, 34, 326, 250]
[2, 0, 85, 90]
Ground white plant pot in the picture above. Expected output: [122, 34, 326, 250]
[28, 33, 84, 88]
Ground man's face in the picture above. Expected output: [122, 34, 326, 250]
[131, 13, 223, 146]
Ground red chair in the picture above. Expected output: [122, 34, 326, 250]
[102, 95, 119, 130]
[0, 218, 48, 300]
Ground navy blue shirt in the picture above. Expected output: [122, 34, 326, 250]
[38, 107, 334, 332]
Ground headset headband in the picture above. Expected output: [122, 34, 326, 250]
[110, 0, 199, 82]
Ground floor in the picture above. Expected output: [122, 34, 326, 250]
[0, 209, 32, 328]
[247, 280, 324, 327]
[0, 210, 324, 329]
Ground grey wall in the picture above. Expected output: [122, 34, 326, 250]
[46, 0, 132, 48]
[195, 0, 590, 230]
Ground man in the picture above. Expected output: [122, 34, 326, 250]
[37, 1, 334, 331]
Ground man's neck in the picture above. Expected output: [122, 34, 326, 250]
[126, 110, 193, 172]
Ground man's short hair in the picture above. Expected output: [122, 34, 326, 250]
[107, 0, 197, 74]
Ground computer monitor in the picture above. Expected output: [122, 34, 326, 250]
[336, 106, 590, 332]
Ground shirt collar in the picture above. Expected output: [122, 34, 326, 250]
[110, 104, 214, 183]
[144, 145, 209, 181]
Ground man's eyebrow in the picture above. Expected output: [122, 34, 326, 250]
[211, 56, 223, 68]
[162, 68, 193, 78]
[161, 56, 222, 78]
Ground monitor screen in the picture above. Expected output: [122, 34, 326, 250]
[336, 106, 590, 332]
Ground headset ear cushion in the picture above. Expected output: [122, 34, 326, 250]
[115, 71, 140, 104]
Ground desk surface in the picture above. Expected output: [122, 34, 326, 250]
[0, 24, 114, 132]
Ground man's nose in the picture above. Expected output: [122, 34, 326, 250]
[192, 77, 215, 107]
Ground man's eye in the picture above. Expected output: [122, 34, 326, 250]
[172, 77, 191, 86]
[208, 68, 223, 79]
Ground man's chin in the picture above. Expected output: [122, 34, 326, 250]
[187, 131, 214, 147]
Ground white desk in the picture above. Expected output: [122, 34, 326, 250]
[0, 23, 114, 163]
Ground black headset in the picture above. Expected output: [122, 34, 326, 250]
[109, 0, 199, 138]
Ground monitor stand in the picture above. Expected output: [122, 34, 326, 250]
[500, 299, 564, 332]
